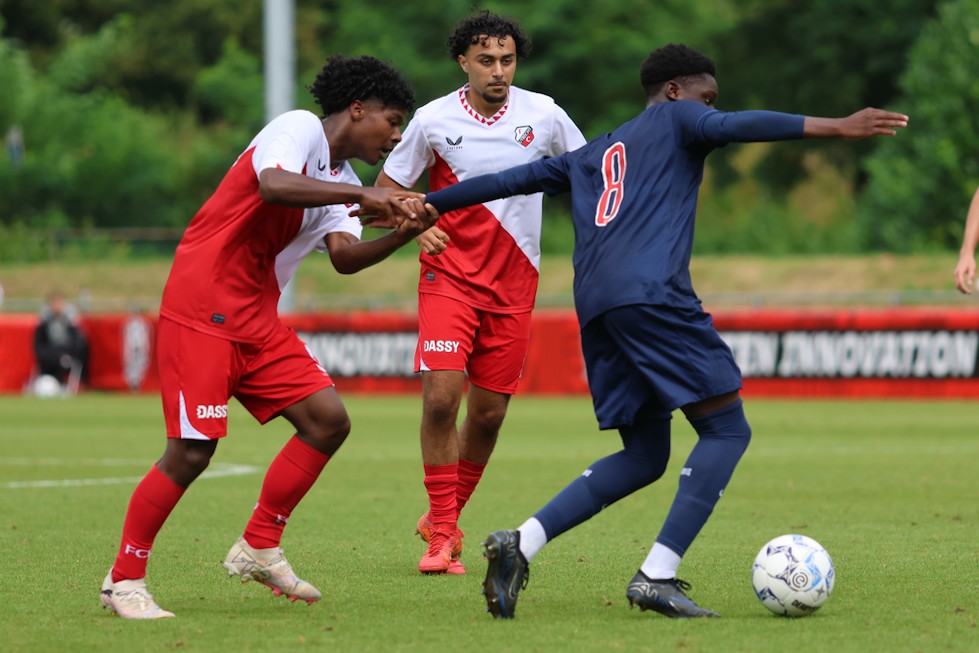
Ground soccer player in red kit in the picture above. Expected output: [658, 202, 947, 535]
[99, 55, 435, 619]
[376, 11, 585, 576]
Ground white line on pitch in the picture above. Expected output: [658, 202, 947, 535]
[1, 462, 261, 489]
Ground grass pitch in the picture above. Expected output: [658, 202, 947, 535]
[1, 394, 976, 652]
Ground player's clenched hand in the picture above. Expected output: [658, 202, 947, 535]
[839, 108, 909, 139]
[351, 187, 425, 228]
[396, 206, 441, 239]
[414, 225, 451, 256]
[954, 253, 976, 294]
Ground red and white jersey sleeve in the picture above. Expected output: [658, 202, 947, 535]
[161, 110, 362, 343]
[382, 85, 585, 313]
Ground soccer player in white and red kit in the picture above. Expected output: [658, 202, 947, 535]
[376, 11, 585, 575]
[99, 55, 436, 619]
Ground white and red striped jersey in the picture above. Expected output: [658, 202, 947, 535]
[382, 85, 585, 312]
[161, 110, 362, 343]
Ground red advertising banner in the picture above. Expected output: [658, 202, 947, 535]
[2, 307, 979, 398]
[714, 308, 979, 398]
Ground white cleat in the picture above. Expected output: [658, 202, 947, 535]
[222, 537, 322, 604]
[100, 571, 175, 619]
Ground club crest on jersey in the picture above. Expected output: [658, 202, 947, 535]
[514, 126, 535, 147]
[445, 135, 463, 150]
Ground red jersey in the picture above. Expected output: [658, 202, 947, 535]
[160, 110, 363, 343]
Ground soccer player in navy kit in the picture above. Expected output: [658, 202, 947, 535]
[421, 44, 909, 618]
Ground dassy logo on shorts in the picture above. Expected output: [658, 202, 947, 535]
[514, 125, 535, 147]
[423, 339, 461, 353]
[196, 404, 229, 419]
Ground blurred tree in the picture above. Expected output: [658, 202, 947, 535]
[708, 0, 938, 193]
[293, 0, 738, 139]
[0, 0, 963, 254]
[857, 0, 979, 251]
[0, 0, 262, 108]
[191, 37, 264, 130]
[0, 24, 31, 134]
[0, 24, 202, 231]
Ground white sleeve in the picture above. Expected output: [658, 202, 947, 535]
[549, 105, 587, 156]
[251, 111, 323, 176]
[380, 112, 436, 188]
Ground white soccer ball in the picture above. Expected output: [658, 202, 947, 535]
[752, 534, 835, 617]
[32, 374, 64, 399]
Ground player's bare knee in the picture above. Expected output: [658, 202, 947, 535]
[299, 413, 350, 455]
[423, 395, 461, 430]
[158, 440, 215, 485]
[465, 407, 506, 437]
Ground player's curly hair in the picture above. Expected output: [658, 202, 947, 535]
[308, 54, 415, 116]
[447, 10, 532, 60]
[640, 44, 716, 96]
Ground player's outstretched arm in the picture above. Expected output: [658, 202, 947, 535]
[954, 187, 979, 294]
[326, 203, 439, 274]
[257, 168, 424, 226]
[803, 108, 909, 140]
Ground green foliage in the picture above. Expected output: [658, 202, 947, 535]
[0, 20, 256, 232]
[191, 38, 265, 130]
[709, 0, 938, 194]
[857, 0, 979, 252]
[0, 75, 187, 228]
[0, 35, 30, 132]
[0, 222, 59, 262]
[0, 0, 974, 255]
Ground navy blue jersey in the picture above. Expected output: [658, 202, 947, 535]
[427, 100, 804, 326]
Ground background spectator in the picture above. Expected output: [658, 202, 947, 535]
[33, 291, 88, 392]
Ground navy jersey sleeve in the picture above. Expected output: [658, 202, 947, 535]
[425, 156, 572, 214]
[674, 101, 804, 146]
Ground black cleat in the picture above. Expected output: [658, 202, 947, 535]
[626, 571, 720, 618]
[482, 530, 530, 619]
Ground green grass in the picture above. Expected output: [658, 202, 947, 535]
[1, 395, 976, 652]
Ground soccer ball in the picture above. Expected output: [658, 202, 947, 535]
[752, 534, 835, 617]
[32, 374, 64, 399]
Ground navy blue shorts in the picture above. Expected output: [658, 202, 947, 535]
[581, 304, 742, 430]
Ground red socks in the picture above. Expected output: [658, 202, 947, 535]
[424, 459, 487, 528]
[243, 435, 330, 549]
[456, 458, 486, 514]
[423, 463, 458, 527]
[112, 465, 185, 582]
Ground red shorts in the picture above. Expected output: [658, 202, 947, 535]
[414, 293, 531, 395]
[157, 317, 334, 439]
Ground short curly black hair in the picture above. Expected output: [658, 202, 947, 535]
[640, 44, 716, 96]
[308, 54, 415, 116]
[447, 10, 532, 60]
